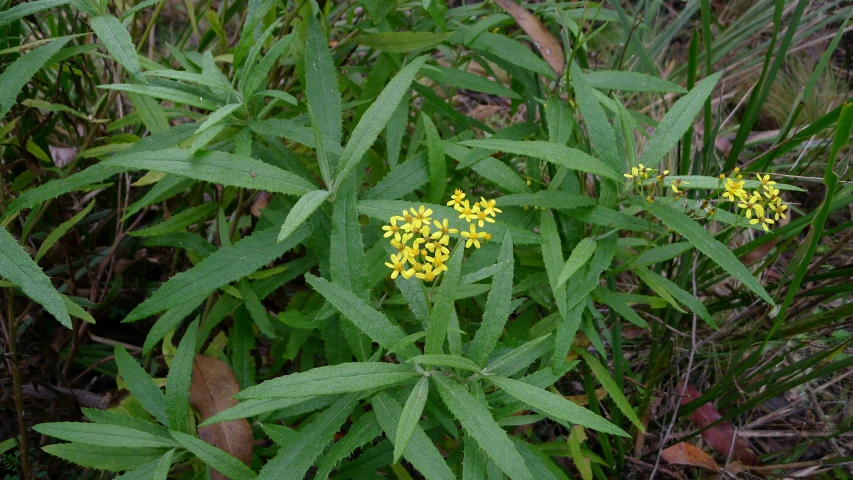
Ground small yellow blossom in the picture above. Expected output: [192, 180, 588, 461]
[416, 264, 438, 282]
[756, 174, 776, 188]
[446, 189, 466, 208]
[768, 199, 788, 220]
[390, 232, 412, 253]
[722, 178, 746, 202]
[763, 186, 780, 200]
[458, 200, 479, 222]
[738, 194, 764, 219]
[481, 231, 492, 242]
[461, 223, 482, 249]
[381, 219, 401, 238]
[624, 166, 640, 179]
[425, 235, 450, 255]
[475, 209, 495, 227]
[385, 253, 414, 280]
[433, 218, 458, 236]
[426, 252, 449, 273]
[750, 213, 774, 232]
[410, 205, 433, 224]
[479, 197, 502, 217]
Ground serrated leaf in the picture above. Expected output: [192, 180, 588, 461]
[170, 431, 257, 480]
[453, 30, 555, 80]
[200, 397, 327, 426]
[150, 448, 176, 480]
[129, 203, 217, 237]
[124, 225, 310, 321]
[640, 71, 722, 165]
[61, 295, 95, 324]
[459, 139, 620, 181]
[353, 32, 453, 52]
[373, 392, 455, 480]
[468, 232, 514, 366]
[632, 198, 774, 305]
[0, 0, 71, 28]
[305, 14, 342, 149]
[424, 247, 464, 354]
[238, 279, 277, 338]
[33, 422, 176, 448]
[103, 149, 314, 197]
[0, 37, 70, 119]
[197, 103, 241, 134]
[423, 65, 521, 99]
[488, 375, 629, 436]
[333, 55, 428, 193]
[165, 319, 197, 433]
[1, 226, 69, 327]
[115, 345, 169, 427]
[314, 411, 383, 479]
[432, 375, 533, 480]
[497, 191, 594, 210]
[484, 334, 552, 377]
[650, 175, 804, 192]
[82, 408, 171, 440]
[631, 267, 716, 329]
[256, 394, 358, 480]
[363, 152, 428, 200]
[41, 444, 168, 473]
[557, 237, 596, 287]
[234, 362, 419, 400]
[470, 156, 530, 194]
[591, 286, 649, 329]
[574, 348, 643, 432]
[571, 63, 619, 172]
[90, 15, 141, 76]
[394, 377, 430, 463]
[278, 190, 329, 242]
[99, 83, 219, 111]
[585, 70, 687, 93]
[410, 354, 483, 372]
[304, 274, 418, 358]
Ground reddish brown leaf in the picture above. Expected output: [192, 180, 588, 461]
[190, 355, 253, 480]
[662, 442, 719, 471]
[677, 383, 760, 466]
[491, 0, 565, 76]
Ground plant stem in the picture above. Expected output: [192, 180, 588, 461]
[3, 289, 32, 480]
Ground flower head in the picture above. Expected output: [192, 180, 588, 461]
[461, 223, 482, 249]
[458, 200, 479, 223]
[381, 219, 401, 238]
[446, 189, 466, 208]
[385, 253, 415, 279]
[433, 218, 458, 236]
[479, 197, 502, 217]
[416, 263, 438, 282]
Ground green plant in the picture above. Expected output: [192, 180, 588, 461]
[2, 0, 852, 478]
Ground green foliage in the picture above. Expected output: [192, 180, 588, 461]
[5, 0, 849, 478]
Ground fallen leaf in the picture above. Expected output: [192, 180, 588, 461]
[677, 383, 760, 466]
[662, 442, 719, 471]
[250, 192, 270, 217]
[492, 0, 565, 76]
[190, 355, 253, 480]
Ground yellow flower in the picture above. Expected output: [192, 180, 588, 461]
[475, 209, 495, 227]
[461, 223, 482, 248]
[481, 231, 492, 242]
[756, 174, 776, 188]
[390, 232, 412, 253]
[426, 251, 449, 273]
[763, 186, 780, 200]
[458, 200, 479, 223]
[768, 199, 788, 220]
[479, 197, 502, 217]
[416, 263, 438, 282]
[381, 219, 401, 238]
[738, 194, 764, 219]
[446, 189, 466, 208]
[404, 238, 425, 263]
[624, 166, 640, 179]
[410, 205, 433, 224]
[425, 235, 450, 255]
[749, 213, 774, 232]
[433, 218, 458, 236]
[722, 178, 746, 202]
[385, 253, 412, 280]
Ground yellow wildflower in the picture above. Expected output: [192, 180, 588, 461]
[461, 223, 482, 248]
[426, 252, 450, 273]
[381, 219, 401, 238]
[722, 178, 746, 202]
[763, 186, 780, 200]
[416, 263, 438, 282]
[410, 205, 433, 224]
[768, 198, 788, 220]
[479, 197, 502, 217]
[458, 200, 479, 223]
[738, 194, 763, 219]
[432, 218, 458, 236]
[446, 189, 466, 208]
[481, 231, 492, 242]
[390, 232, 412, 253]
[750, 213, 774, 232]
[425, 235, 450, 256]
[624, 166, 640, 180]
[475, 209, 495, 227]
[385, 253, 414, 280]
[756, 174, 776, 188]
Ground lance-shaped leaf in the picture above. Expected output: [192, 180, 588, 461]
[33, 423, 177, 448]
[468, 232, 515, 366]
[393, 377, 430, 464]
[0, 37, 70, 119]
[278, 190, 329, 242]
[166, 319, 198, 433]
[305, 14, 342, 150]
[574, 349, 644, 432]
[114, 345, 169, 427]
[170, 431, 257, 480]
[90, 14, 141, 76]
[424, 247, 464, 354]
[40, 444, 169, 473]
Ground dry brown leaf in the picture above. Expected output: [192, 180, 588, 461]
[662, 442, 720, 471]
[190, 354, 253, 480]
[566, 387, 607, 406]
[491, 0, 565, 76]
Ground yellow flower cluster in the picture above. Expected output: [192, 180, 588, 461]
[721, 168, 787, 231]
[382, 190, 501, 283]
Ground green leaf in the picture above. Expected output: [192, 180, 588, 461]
[373, 392, 455, 480]
[459, 139, 620, 181]
[104, 149, 314, 197]
[649, 175, 804, 192]
[0, 37, 70, 119]
[200, 397, 326, 426]
[305, 14, 342, 149]
[165, 319, 197, 433]
[574, 348, 643, 432]
[62, 295, 95, 324]
[237, 279, 277, 338]
[557, 237, 596, 287]
[353, 32, 453, 52]
[640, 71, 722, 166]
[424, 247, 464, 354]
[484, 334, 553, 377]
[129, 203, 217, 237]
[99, 83, 219, 111]
[150, 448, 176, 480]
[40, 444, 168, 473]
[363, 152, 428, 200]
[314, 411, 383, 479]
[487, 375, 629, 436]
[410, 354, 483, 372]
[468, 232, 514, 366]
[591, 286, 649, 329]
[470, 157, 530, 194]
[278, 190, 329, 242]
[454, 30, 555, 81]
[36, 200, 96, 263]
[570, 63, 619, 172]
[584, 70, 687, 93]
[333, 55, 428, 193]
[422, 65, 521, 99]
[422, 114, 446, 204]
[196, 103, 241, 134]
[234, 362, 419, 400]
[125, 225, 310, 321]
[0, 0, 71, 28]
[90, 15, 141, 76]
[0, 226, 70, 327]
[256, 394, 358, 480]
[170, 431, 257, 480]
[497, 191, 594, 210]
[394, 377, 430, 463]
[631, 267, 716, 329]
[432, 375, 533, 480]
[632, 198, 774, 305]
[81, 408, 170, 441]
[304, 274, 418, 358]
[33, 422, 176, 448]
[115, 345, 169, 426]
